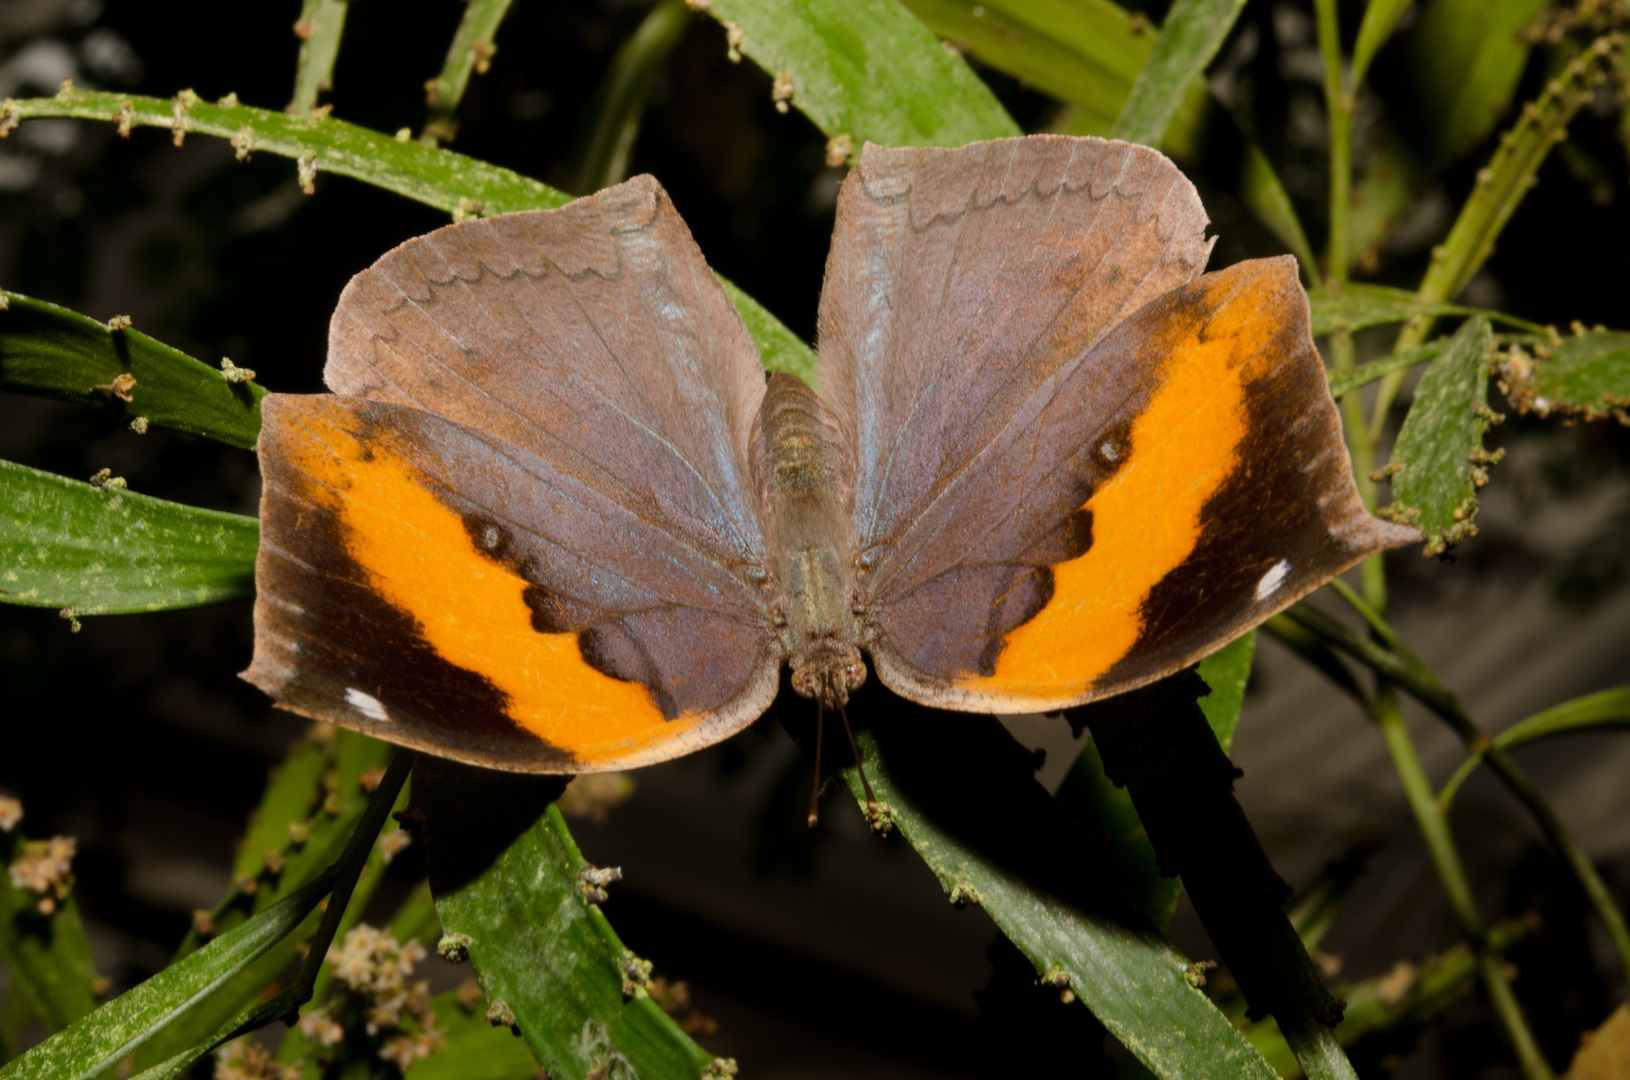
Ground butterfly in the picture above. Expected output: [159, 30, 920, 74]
[244, 135, 1418, 774]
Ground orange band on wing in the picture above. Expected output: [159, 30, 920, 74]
[286, 405, 674, 757]
[956, 273, 1278, 705]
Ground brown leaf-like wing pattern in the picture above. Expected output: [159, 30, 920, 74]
[818, 140, 1416, 711]
[817, 137, 1214, 598]
[246, 177, 780, 772]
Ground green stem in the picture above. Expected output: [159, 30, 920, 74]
[1371, 689, 1553, 1080]
[289, 0, 348, 114]
[291, 750, 414, 999]
[575, 0, 694, 193]
[1369, 35, 1621, 438]
[1308, 586, 1630, 986]
[1312, 0, 1350, 287]
[422, 0, 518, 144]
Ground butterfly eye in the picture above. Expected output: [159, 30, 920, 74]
[843, 658, 867, 691]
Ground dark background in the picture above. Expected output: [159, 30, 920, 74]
[2, 0, 1629, 1075]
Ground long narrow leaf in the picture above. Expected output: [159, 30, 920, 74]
[1240, 141, 1319, 280]
[406, 991, 540, 1080]
[0, 831, 98, 1035]
[138, 732, 394, 1068]
[1112, 0, 1248, 147]
[414, 760, 722, 1080]
[1326, 342, 1446, 400]
[128, 989, 300, 1080]
[1407, 0, 1547, 166]
[0, 291, 265, 449]
[696, 0, 1018, 147]
[1306, 283, 1543, 337]
[1, 873, 332, 1080]
[0, 460, 257, 615]
[1439, 688, 1630, 807]
[901, 0, 1151, 133]
[1350, 0, 1414, 90]
[833, 692, 1280, 1080]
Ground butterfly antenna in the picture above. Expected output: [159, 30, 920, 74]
[838, 705, 878, 814]
[807, 702, 825, 828]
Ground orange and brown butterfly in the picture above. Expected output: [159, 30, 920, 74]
[244, 135, 1419, 774]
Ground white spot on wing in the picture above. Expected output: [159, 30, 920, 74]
[346, 688, 389, 722]
[1254, 559, 1291, 602]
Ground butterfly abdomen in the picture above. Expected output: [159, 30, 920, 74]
[751, 372, 865, 706]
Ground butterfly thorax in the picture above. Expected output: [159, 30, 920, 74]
[751, 372, 865, 709]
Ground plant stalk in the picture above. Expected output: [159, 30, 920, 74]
[1368, 34, 1622, 438]
[291, 749, 414, 999]
[1322, 583, 1630, 983]
[1371, 688, 1553, 1080]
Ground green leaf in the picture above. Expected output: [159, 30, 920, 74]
[0, 92, 807, 377]
[1245, 916, 1534, 1074]
[1381, 316, 1497, 556]
[1056, 742, 1181, 931]
[407, 991, 540, 1080]
[0, 291, 265, 450]
[414, 760, 720, 1080]
[0, 832, 98, 1036]
[900, 0, 1153, 135]
[0, 873, 333, 1080]
[0, 459, 257, 615]
[696, 0, 1019, 147]
[1504, 327, 1630, 422]
[1351, 0, 1414, 90]
[388, 881, 445, 955]
[1306, 283, 1543, 337]
[1197, 632, 1256, 750]
[129, 989, 302, 1080]
[1439, 687, 1630, 807]
[290, 0, 349, 114]
[1326, 341, 1446, 400]
[1407, 0, 1547, 166]
[423, 0, 519, 144]
[1346, 135, 1415, 274]
[840, 703, 1279, 1080]
[1112, 0, 1248, 147]
[1239, 140, 1319, 281]
[230, 740, 329, 884]
[1, 90, 567, 218]
[1373, 40, 1614, 426]
[1055, 633, 1255, 934]
[140, 732, 395, 1069]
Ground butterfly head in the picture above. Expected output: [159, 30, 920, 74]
[789, 638, 867, 709]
